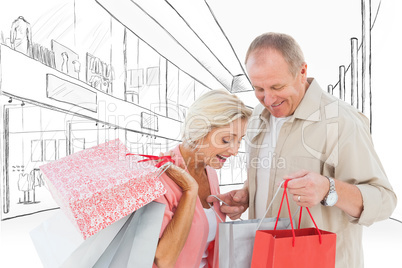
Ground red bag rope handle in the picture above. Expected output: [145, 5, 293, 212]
[273, 179, 322, 247]
[125, 153, 175, 168]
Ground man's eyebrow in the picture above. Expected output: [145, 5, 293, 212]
[271, 84, 284, 89]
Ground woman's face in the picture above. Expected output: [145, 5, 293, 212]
[195, 118, 248, 169]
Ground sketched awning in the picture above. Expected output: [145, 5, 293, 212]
[95, 0, 253, 92]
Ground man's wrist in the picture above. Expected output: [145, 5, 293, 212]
[321, 176, 338, 206]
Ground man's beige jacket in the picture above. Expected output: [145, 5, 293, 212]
[245, 78, 397, 268]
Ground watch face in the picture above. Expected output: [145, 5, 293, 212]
[326, 192, 338, 206]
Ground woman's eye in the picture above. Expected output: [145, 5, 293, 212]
[222, 139, 229, 144]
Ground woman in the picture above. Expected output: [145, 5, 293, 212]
[153, 89, 252, 268]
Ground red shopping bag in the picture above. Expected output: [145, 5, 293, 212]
[251, 180, 336, 268]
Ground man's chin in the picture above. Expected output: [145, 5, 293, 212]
[270, 110, 289, 118]
[266, 108, 281, 117]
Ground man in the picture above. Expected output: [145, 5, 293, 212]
[207, 32, 397, 267]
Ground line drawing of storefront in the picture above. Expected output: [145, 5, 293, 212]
[0, 43, 192, 220]
[1, 43, 248, 220]
[0, 0, 259, 221]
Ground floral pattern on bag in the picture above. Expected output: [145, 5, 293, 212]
[40, 139, 166, 239]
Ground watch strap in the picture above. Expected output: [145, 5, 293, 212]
[321, 176, 335, 206]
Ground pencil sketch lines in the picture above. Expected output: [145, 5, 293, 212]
[204, 0, 253, 92]
[95, 0, 253, 92]
[328, 0, 381, 132]
[1, 0, 382, 220]
[164, 0, 234, 77]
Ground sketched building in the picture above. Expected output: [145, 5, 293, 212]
[0, 0, 251, 220]
[1, 0, 373, 221]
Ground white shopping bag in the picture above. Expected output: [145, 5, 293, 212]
[31, 201, 166, 268]
[219, 181, 298, 268]
[92, 201, 166, 268]
[219, 216, 295, 268]
[30, 210, 129, 268]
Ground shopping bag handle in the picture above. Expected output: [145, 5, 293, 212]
[126, 153, 175, 179]
[274, 179, 322, 246]
[125, 153, 175, 168]
[255, 180, 286, 230]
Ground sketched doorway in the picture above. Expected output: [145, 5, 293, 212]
[1, 104, 65, 220]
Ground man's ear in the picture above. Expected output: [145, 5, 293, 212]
[300, 63, 308, 80]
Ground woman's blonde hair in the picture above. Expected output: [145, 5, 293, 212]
[182, 89, 252, 148]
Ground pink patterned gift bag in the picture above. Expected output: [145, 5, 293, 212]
[39, 139, 167, 239]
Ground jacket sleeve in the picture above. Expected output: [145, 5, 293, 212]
[330, 110, 397, 226]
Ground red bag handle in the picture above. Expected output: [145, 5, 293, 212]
[125, 153, 175, 168]
[273, 179, 322, 246]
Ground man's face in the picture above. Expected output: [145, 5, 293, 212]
[246, 49, 308, 118]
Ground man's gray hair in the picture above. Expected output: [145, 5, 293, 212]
[245, 32, 305, 77]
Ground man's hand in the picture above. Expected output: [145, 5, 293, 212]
[284, 169, 364, 217]
[206, 189, 249, 220]
[284, 170, 329, 207]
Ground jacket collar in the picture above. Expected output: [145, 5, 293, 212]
[249, 78, 323, 142]
[256, 77, 323, 122]
[292, 78, 322, 122]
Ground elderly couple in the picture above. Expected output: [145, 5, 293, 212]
[152, 32, 397, 268]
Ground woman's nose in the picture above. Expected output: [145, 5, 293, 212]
[228, 143, 240, 156]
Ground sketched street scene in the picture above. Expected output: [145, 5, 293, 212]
[1, 0, 401, 267]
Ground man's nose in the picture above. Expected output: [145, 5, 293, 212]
[264, 90, 276, 106]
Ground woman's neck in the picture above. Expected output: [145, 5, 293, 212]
[179, 144, 206, 177]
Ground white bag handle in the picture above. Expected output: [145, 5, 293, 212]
[255, 180, 285, 230]
[207, 180, 299, 227]
[256, 180, 300, 230]
[207, 181, 286, 224]
[207, 195, 230, 223]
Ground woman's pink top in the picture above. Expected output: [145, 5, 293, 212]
[153, 145, 225, 268]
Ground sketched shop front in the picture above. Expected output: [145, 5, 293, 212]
[0, 44, 183, 220]
[0, 2, 239, 221]
[0, 2, 200, 220]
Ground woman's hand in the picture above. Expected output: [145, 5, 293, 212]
[164, 164, 198, 193]
[159, 151, 198, 193]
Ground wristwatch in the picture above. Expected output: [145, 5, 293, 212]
[321, 176, 338, 206]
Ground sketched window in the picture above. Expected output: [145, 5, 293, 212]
[151, 143, 162, 155]
[58, 139, 67, 159]
[44, 139, 56, 161]
[72, 138, 85, 154]
[232, 152, 247, 184]
[129, 142, 144, 154]
[141, 112, 158, 132]
[31, 140, 43, 162]
[147, 67, 160, 86]
[127, 69, 144, 88]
